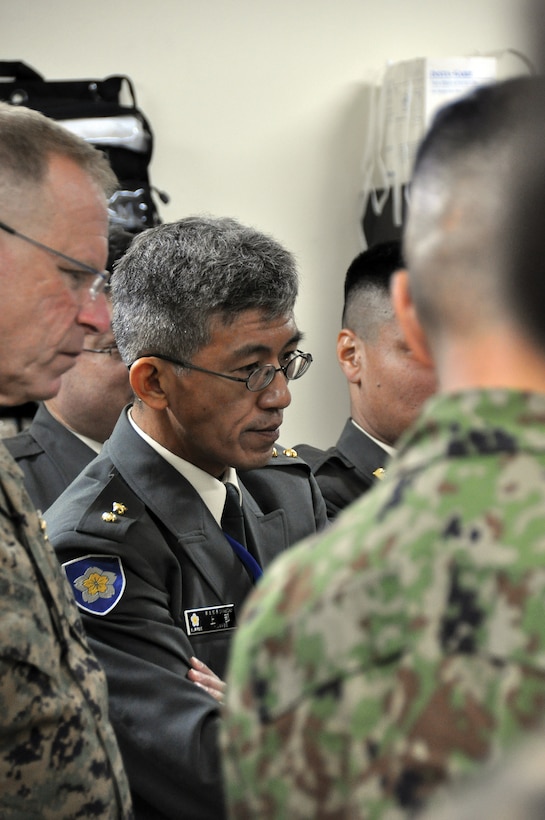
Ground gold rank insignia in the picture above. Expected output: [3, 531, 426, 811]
[38, 513, 48, 541]
[102, 511, 118, 523]
[372, 467, 386, 480]
[102, 501, 128, 523]
[271, 447, 298, 458]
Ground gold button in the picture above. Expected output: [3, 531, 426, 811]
[38, 515, 48, 540]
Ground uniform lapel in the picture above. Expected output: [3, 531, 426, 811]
[105, 413, 253, 601]
[240, 485, 289, 571]
[337, 419, 389, 484]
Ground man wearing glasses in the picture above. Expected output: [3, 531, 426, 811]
[0, 103, 132, 815]
[5, 226, 136, 512]
[44, 215, 327, 820]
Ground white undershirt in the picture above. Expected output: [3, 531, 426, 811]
[72, 431, 102, 455]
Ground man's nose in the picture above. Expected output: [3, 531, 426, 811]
[257, 368, 292, 409]
[76, 290, 111, 334]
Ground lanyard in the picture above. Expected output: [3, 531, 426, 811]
[224, 533, 263, 582]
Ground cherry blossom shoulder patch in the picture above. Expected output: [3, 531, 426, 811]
[62, 555, 126, 616]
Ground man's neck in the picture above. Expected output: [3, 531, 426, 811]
[42, 402, 102, 452]
[435, 327, 545, 395]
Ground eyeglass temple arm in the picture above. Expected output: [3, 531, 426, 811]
[0, 220, 16, 236]
[0, 219, 107, 281]
[129, 353, 248, 383]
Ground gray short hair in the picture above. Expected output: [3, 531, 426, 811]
[111, 215, 299, 364]
[0, 101, 117, 198]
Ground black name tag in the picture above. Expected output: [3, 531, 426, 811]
[184, 604, 236, 635]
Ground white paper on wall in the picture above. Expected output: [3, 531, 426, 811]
[362, 56, 497, 232]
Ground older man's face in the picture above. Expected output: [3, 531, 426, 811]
[0, 154, 110, 406]
[157, 309, 302, 477]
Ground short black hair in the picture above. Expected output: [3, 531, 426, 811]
[344, 241, 404, 300]
[342, 241, 403, 326]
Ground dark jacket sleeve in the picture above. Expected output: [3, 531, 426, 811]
[88, 630, 223, 820]
[47, 480, 226, 820]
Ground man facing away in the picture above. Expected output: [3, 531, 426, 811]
[4, 226, 136, 512]
[44, 216, 328, 819]
[297, 240, 436, 518]
[0, 103, 132, 816]
[220, 76, 545, 818]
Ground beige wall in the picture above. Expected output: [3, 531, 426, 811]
[0, 0, 531, 447]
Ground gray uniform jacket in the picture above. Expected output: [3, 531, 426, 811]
[4, 403, 96, 512]
[44, 408, 328, 820]
[297, 418, 388, 519]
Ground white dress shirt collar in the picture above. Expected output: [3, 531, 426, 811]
[127, 408, 240, 526]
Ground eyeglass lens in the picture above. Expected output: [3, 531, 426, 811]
[246, 353, 311, 391]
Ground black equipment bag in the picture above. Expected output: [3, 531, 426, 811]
[0, 60, 167, 230]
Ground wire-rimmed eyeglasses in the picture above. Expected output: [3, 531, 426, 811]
[133, 349, 313, 392]
[0, 220, 109, 300]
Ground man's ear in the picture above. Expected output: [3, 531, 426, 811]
[391, 269, 434, 367]
[337, 328, 363, 384]
[129, 357, 171, 410]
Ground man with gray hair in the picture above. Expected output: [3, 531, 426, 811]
[0, 102, 132, 816]
[220, 76, 545, 818]
[4, 225, 136, 512]
[44, 215, 327, 819]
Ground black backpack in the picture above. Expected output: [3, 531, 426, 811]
[0, 60, 168, 231]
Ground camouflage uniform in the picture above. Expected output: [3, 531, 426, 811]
[418, 731, 545, 819]
[222, 389, 545, 819]
[0, 442, 132, 819]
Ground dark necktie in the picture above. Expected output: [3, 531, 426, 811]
[221, 482, 262, 582]
[221, 482, 247, 547]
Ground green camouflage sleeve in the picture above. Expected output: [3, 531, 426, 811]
[221, 438, 545, 818]
[221, 508, 412, 819]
